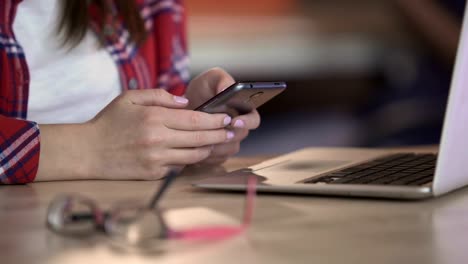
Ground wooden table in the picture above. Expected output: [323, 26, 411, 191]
[2, 152, 468, 264]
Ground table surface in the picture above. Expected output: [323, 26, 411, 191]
[2, 147, 468, 264]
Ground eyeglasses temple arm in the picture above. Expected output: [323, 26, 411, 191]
[147, 170, 179, 209]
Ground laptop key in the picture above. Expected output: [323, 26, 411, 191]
[305, 153, 437, 186]
[360, 172, 412, 185]
[305, 176, 338, 184]
[408, 176, 433, 186]
[388, 174, 431, 185]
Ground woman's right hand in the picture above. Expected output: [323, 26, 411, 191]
[35, 89, 233, 181]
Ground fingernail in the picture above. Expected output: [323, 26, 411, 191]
[226, 131, 235, 140]
[234, 120, 245, 128]
[173, 96, 188, 104]
[223, 116, 232, 126]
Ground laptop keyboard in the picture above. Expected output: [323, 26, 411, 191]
[304, 153, 436, 186]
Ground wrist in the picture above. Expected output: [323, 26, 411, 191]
[35, 123, 94, 181]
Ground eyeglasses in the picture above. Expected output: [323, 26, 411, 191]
[46, 170, 256, 247]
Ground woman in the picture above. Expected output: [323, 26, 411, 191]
[0, 0, 260, 184]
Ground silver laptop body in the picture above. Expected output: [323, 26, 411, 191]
[193, 4, 468, 200]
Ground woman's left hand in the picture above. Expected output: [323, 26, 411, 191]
[185, 67, 260, 164]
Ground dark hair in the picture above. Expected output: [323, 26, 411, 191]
[58, 0, 146, 47]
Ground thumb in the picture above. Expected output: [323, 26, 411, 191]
[123, 89, 189, 108]
[209, 68, 235, 94]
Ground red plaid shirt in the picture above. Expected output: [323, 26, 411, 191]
[0, 0, 188, 184]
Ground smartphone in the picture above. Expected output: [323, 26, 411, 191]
[194, 82, 287, 117]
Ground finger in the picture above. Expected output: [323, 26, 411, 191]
[192, 67, 235, 93]
[231, 128, 249, 142]
[162, 146, 214, 165]
[185, 67, 236, 109]
[210, 141, 241, 158]
[199, 156, 229, 165]
[231, 110, 261, 130]
[163, 109, 232, 130]
[197, 129, 247, 163]
[122, 89, 189, 108]
[166, 129, 235, 148]
[207, 67, 236, 94]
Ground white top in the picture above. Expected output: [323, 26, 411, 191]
[13, 0, 122, 124]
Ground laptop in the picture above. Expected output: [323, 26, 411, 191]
[193, 5, 468, 200]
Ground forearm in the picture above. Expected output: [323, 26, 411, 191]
[35, 123, 93, 181]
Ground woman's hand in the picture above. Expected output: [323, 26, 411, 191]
[185, 68, 261, 165]
[35, 89, 233, 181]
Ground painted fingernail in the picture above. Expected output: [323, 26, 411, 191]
[223, 116, 232, 126]
[234, 120, 245, 128]
[173, 96, 188, 104]
[226, 131, 235, 140]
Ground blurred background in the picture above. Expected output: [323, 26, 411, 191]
[184, 0, 465, 155]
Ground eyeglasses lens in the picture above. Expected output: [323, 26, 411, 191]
[47, 195, 99, 235]
[105, 202, 166, 245]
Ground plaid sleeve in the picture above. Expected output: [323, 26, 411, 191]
[0, 115, 40, 184]
[139, 0, 189, 96]
[164, 0, 189, 96]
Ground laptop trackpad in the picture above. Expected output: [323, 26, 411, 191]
[194, 148, 387, 187]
